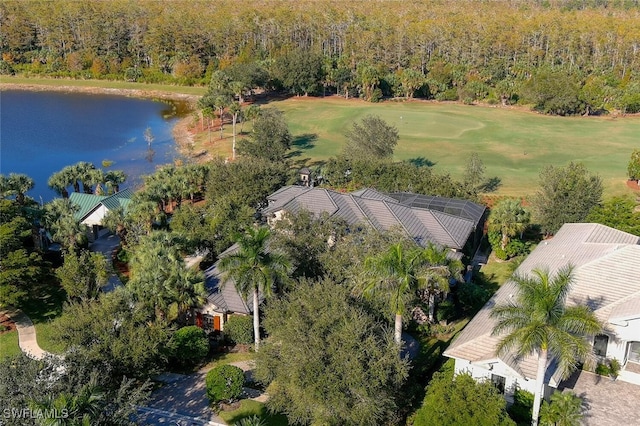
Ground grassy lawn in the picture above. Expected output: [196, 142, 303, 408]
[264, 96, 640, 198]
[1, 75, 206, 96]
[219, 400, 288, 426]
[479, 255, 518, 287]
[200, 350, 255, 372]
[18, 283, 67, 354]
[0, 330, 21, 359]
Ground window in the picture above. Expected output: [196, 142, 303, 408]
[628, 341, 640, 363]
[593, 334, 609, 357]
[491, 374, 506, 394]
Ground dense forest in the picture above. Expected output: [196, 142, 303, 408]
[2, 0, 640, 114]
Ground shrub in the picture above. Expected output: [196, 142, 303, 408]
[609, 358, 620, 378]
[171, 326, 209, 367]
[457, 282, 492, 314]
[234, 416, 267, 426]
[205, 364, 245, 403]
[224, 315, 254, 345]
[595, 362, 610, 376]
[436, 300, 456, 323]
[508, 389, 534, 425]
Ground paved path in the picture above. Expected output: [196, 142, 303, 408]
[3, 308, 54, 360]
[140, 360, 269, 425]
[141, 370, 227, 425]
[90, 232, 123, 292]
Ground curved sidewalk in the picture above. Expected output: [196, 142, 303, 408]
[3, 308, 54, 360]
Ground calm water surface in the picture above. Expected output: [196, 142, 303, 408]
[0, 90, 182, 201]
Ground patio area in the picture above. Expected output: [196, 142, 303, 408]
[559, 370, 640, 426]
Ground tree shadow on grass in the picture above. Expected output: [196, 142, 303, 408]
[480, 177, 502, 192]
[406, 157, 436, 167]
[19, 282, 66, 324]
[287, 133, 318, 158]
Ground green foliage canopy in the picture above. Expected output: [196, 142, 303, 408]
[255, 279, 409, 425]
[343, 115, 399, 161]
[413, 370, 515, 426]
[170, 326, 209, 367]
[531, 162, 602, 235]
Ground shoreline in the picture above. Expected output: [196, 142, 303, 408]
[1, 82, 201, 160]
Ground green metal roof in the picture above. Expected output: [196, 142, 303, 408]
[69, 193, 105, 220]
[68, 188, 133, 221]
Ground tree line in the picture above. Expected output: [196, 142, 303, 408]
[2, 0, 640, 114]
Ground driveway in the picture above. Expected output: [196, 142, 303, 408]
[89, 232, 123, 292]
[138, 371, 226, 425]
[559, 370, 640, 426]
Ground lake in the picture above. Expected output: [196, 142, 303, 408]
[0, 90, 184, 201]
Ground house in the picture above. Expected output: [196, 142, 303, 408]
[444, 223, 640, 403]
[198, 186, 486, 333]
[198, 245, 253, 333]
[68, 188, 132, 239]
[262, 186, 487, 258]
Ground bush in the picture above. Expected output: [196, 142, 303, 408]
[595, 362, 610, 376]
[457, 282, 492, 314]
[508, 389, 534, 425]
[234, 416, 267, 426]
[171, 326, 209, 367]
[206, 364, 245, 403]
[609, 358, 620, 378]
[224, 315, 254, 345]
[436, 300, 456, 323]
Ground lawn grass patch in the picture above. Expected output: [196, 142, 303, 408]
[479, 256, 517, 287]
[201, 351, 255, 371]
[18, 282, 67, 354]
[265, 97, 640, 197]
[0, 330, 20, 359]
[218, 400, 288, 426]
[1, 75, 206, 96]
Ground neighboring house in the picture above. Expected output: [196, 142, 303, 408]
[444, 223, 640, 402]
[262, 186, 487, 258]
[198, 186, 486, 333]
[198, 245, 253, 333]
[69, 188, 132, 239]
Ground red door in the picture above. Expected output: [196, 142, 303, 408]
[213, 316, 221, 331]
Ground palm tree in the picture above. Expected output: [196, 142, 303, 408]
[491, 266, 602, 426]
[358, 243, 425, 345]
[214, 94, 231, 139]
[168, 265, 207, 324]
[45, 198, 86, 249]
[103, 170, 127, 194]
[48, 168, 72, 198]
[229, 101, 242, 160]
[218, 227, 290, 350]
[30, 374, 105, 425]
[76, 162, 98, 194]
[418, 243, 463, 323]
[488, 198, 531, 250]
[540, 391, 584, 426]
[7, 173, 34, 205]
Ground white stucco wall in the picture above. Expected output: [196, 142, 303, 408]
[82, 205, 108, 226]
[453, 358, 553, 403]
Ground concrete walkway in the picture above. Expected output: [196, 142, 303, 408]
[3, 308, 54, 360]
[90, 232, 123, 292]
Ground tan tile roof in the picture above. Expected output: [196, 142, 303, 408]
[445, 223, 640, 380]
